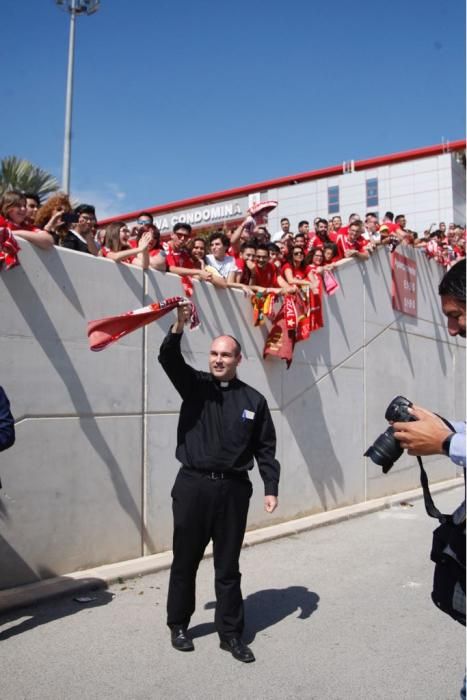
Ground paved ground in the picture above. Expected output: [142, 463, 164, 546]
[0, 487, 465, 700]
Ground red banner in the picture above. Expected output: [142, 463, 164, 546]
[392, 252, 417, 317]
[263, 289, 324, 367]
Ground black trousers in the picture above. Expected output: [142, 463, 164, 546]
[167, 467, 252, 639]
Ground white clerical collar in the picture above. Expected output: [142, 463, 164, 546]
[220, 381, 229, 388]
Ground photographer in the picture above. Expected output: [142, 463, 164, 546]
[393, 259, 465, 699]
[392, 259, 466, 468]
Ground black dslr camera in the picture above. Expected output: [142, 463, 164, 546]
[365, 396, 416, 473]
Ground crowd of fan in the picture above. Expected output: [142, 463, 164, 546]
[0, 190, 465, 299]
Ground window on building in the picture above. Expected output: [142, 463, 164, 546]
[366, 178, 378, 208]
[328, 186, 339, 214]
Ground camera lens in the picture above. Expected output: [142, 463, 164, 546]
[364, 427, 404, 473]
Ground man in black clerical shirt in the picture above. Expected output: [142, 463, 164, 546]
[159, 303, 280, 663]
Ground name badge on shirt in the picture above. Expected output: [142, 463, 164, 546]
[242, 409, 255, 421]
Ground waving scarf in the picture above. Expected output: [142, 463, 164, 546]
[87, 297, 199, 351]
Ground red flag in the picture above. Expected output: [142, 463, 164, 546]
[309, 289, 324, 333]
[263, 288, 324, 367]
[0, 227, 21, 270]
[263, 304, 294, 367]
[87, 296, 199, 351]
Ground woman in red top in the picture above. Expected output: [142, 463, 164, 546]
[282, 246, 319, 292]
[0, 190, 53, 249]
[100, 221, 151, 267]
[305, 247, 328, 294]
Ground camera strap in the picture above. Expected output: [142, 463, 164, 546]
[417, 456, 451, 524]
[417, 417, 463, 524]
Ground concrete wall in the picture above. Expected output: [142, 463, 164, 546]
[0, 242, 463, 589]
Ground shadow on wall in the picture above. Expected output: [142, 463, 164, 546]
[2, 256, 154, 554]
[283, 377, 345, 511]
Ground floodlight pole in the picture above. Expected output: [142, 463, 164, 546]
[62, 0, 77, 194]
[57, 0, 100, 194]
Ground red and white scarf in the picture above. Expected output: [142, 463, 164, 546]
[88, 297, 200, 351]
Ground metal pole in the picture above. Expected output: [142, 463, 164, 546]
[62, 0, 77, 194]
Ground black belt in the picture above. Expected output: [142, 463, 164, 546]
[181, 466, 249, 481]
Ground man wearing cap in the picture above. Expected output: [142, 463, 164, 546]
[159, 305, 280, 663]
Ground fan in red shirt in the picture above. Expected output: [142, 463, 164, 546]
[251, 244, 278, 287]
[380, 211, 400, 235]
[235, 241, 257, 285]
[308, 218, 337, 249]
[0, 190, 53, 249]
[281, 245, 319, 292]
[305, 247, 325, 294]
[129, 211, 156, 245]
[128, 223, 166, 271]
[337, 213, 362, 238]
[99, 221, 152, 267]
[335, 220, 371, 262]
[247, 244, 294, 296]
[148, 222, 193, 273]
[329, 215, 343, 238]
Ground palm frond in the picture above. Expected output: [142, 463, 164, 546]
[0, 157, 60, 200]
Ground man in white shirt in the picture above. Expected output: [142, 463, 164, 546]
[205, 232, 238, 283]
[272, 217, 292, 243]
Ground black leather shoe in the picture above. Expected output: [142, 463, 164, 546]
[170, 626, 194, 652]
[220, 637, 255, 663]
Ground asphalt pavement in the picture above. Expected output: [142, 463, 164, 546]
[0, 487, 465, 700]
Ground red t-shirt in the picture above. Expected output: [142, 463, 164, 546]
[335, 233, 369, 261]
[281, 262, 312, 280]
[380, 222, 399, 234]
[165, 244, 193, 270]
[308, 234, 336, 249]
[253, 262, 278, 287]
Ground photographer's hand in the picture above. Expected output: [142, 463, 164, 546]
[393, 405, 453, 456]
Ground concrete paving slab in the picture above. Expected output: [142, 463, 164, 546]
[0, 486, 464, 700]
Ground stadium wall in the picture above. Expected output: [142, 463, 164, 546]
[0, 243, 463, 589]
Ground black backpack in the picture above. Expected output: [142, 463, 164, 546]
[418, 456, 465, 626]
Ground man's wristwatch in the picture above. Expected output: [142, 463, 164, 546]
[442, 433, 454, 456]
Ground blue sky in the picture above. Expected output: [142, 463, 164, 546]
[2, 0, 465, 218]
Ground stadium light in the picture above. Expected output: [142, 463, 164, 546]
[56, 0, 100, 194]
